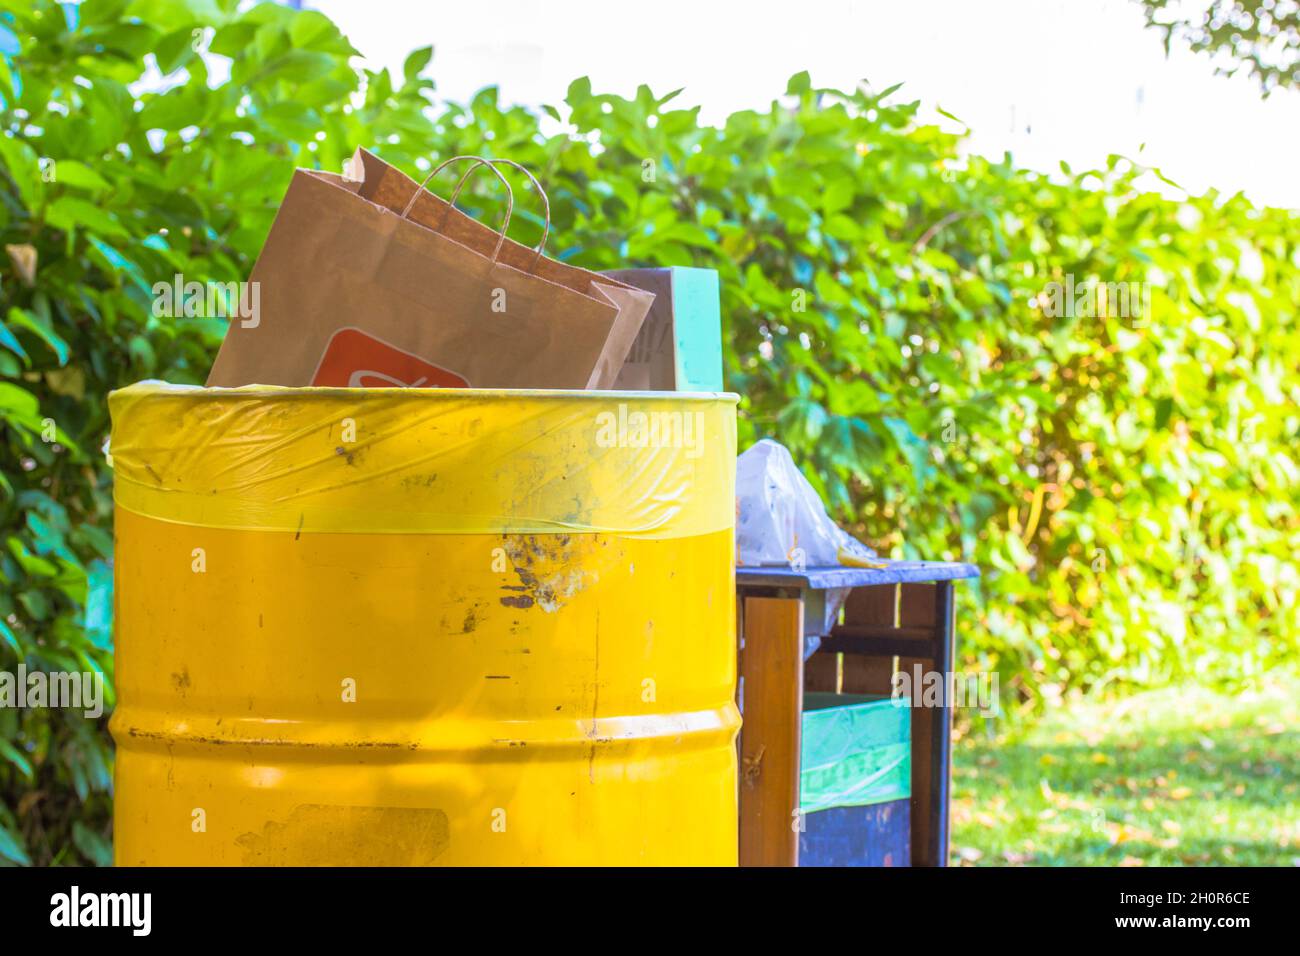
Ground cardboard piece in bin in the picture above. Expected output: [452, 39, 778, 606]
[602, 267, 724, 392]
[207, 149, 654, 390]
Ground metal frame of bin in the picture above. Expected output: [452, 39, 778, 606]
[735, 561, 979, 867]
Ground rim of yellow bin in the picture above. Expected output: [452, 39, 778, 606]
[108, 380, 741, 403]
[107, 380, 738, 538]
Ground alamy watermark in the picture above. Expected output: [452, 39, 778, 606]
[0, 665, 104, 719]
[152, 274, 260, 328]
[595, 403, 705, 459]
[891, 664, 999, 717]
[1040, 274, 1149, 320]
[50, 886, 150, 936]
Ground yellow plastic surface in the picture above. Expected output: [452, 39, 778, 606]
[109, 384, 739, 866]
[108, 382, 735, 538]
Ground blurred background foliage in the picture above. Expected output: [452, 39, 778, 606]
[1135, 0, 1300, 95]
[0, 0, 1296, 865]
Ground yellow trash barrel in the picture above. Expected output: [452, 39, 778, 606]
[108, 383, 738, 865]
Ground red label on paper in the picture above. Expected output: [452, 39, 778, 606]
[310, 327, 469, 388]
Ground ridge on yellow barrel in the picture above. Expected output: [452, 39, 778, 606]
[109, 383, 739, 866]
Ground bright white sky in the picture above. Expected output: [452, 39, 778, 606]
[310, 0, 1300, 210]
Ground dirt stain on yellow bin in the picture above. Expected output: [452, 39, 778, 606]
[109, 383, 739, 866]
[236, 806, 451, 866]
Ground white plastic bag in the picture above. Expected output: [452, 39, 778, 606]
[735, 439, 884, 646]
[736, 439, 880, 569]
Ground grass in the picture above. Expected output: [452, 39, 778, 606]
[950, 670, 1299, 866]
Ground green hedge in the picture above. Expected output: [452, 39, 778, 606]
[0, 0, 1296, 865]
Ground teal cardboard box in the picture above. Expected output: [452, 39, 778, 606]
[602, 267, 723, 391]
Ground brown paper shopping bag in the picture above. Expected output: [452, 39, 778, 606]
[207, 150, 653, 389]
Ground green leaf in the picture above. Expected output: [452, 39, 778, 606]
[259, 102, 324, 141]
[48, 161, 112, 192]
[44, 196, 128, 239]
[823, 178, 855, 214]
[0, 55, 16, 100]
[824, 214, 861, 240]
[0, 322, 30, 365]
[9, 538, 59, 577]
[566, 76, 592, 106]
[252, 49, 336, 86]
[0, 739, 33, 781]
[0, 823, 31, 866]
[6, 308, 69, 366]
[0, 22, 21, 57]
[0, 382, 40, 423]
[287, 9, 358, 55]
[0, 136, 41, 209]
[402, 45, 433, 83]
[72, 822, 113, 867]
[0, 618, 20, 657]
[154, 27, 199, 75]
[84, 559, 114, 651]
